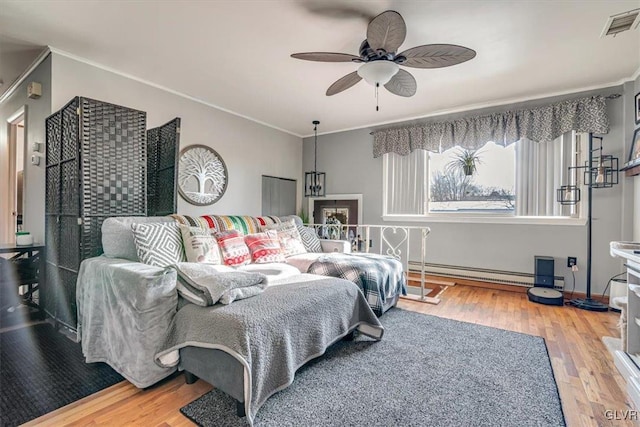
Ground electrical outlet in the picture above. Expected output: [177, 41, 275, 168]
[567, 257, 577, 268]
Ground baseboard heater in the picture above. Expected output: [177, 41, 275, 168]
[408, 261, 564, 291]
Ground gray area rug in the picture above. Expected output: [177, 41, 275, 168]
[181, 308, 565, 426]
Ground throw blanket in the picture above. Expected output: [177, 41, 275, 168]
[155, 276, 383, 425]
[174, 263, 267, 306]
[308, 253, 407, 316]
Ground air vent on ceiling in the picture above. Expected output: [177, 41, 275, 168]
[601, 9, 640, 37]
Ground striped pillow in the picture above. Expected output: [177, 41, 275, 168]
[132, 222, 186, 267]
[215, 230, 251, 266]
[244, 230, 286, 264]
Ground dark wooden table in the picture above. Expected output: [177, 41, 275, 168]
[0, 243, 46, 319]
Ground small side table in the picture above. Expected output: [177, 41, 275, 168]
[0, 243, 46, 320]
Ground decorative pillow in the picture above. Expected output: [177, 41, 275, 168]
[132, 222, 186, 267]
[215, 230, 251, 266]
[244, 230, 286, 264]
[296, 224, 322, 253]
[264, 219, 306, 257]
[179, 225, 222, 264]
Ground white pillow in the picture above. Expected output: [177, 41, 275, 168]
[179, 225, 222, 264]
[264, 219, 307, 257]
[132, 222, 186, 267]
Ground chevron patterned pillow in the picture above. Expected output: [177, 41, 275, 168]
[132, 222, 186, 267]
[296, 225, 322, 253]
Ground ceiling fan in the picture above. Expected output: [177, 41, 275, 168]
[291, 10, 476, 101]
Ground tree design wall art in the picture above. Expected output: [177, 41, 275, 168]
[178, 145, 228, 205]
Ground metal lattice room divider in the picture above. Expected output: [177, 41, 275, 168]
[147, 118, 181, 216]
[44, 97, 161, 329]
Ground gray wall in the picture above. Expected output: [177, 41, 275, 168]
[0, 54, 52, 244]
[50, 53, 302, 218]
[303, 86, 633, 295]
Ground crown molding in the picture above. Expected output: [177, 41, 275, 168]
[0, 48, 51, 105]
[48, 47, 304, 138]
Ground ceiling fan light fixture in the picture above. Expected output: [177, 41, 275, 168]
[357, 61, 399, 86]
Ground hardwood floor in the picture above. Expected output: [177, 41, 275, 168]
[25, 285, 634, 427]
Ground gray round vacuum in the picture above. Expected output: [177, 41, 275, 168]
[527, 287, 564, 306]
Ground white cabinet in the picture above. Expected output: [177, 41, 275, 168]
[611, 242, 640, 410]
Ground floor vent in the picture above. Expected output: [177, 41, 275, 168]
[601, 9, 640, 37]
[408, 261, 564, 291]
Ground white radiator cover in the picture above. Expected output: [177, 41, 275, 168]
[409, 262, 564, 291]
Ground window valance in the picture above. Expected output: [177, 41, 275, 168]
[372, 95, 609, 158]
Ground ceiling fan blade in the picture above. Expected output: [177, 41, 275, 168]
[291, 52, 360, 62]
[326, 71, 362, 96]
[384, 69, 416, 97]
[366, 10, 406, 53]
[398, 44, 476, 69]
[300, 1, 376, 22]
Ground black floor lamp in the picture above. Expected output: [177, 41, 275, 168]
[557, 133, 619, 311]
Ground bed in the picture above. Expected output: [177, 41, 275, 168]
[77, 257, 383, 425]
[155, 274, 382, 425]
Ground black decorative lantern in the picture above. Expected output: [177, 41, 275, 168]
[305, 120, 326, 197]
[556, 185, 581, 205]
[583, 154, 619, 188]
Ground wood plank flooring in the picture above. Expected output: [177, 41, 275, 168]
[24, 285, 635, 426]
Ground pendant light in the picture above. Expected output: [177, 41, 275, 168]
[304, 120, 326, 197]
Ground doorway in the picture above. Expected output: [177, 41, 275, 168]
[2, 108, 26, 244]
[262, 175, 297, 216]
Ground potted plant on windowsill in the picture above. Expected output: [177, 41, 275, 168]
[446, 148, 483, 176]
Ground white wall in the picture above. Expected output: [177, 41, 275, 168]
[0, 54, 51, 244]
[50, 53, 302, 218]
[303, 86, 632, 295]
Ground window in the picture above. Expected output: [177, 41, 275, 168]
[383, 132, 583, 220]
[428, 142, 515, 214]
[383, 150, 428, 215]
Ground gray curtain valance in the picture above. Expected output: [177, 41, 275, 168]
[372, 95, 609, 158]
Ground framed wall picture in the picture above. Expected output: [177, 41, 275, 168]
[178, 145, 228, 206]
[624, 127, 640, 171]
[636, 92, 640, 125]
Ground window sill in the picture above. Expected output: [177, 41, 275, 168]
[381, 214, 587, 226]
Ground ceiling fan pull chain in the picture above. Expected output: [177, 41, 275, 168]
[376, 82, 379, 111]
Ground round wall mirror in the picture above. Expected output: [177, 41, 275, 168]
[177, 145, 228, 206]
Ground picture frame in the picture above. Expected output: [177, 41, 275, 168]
[636, 92, 640, 125]
[177, 145, 228, 206]
[623, 127, 640, 171]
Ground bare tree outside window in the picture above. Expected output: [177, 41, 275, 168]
[429, 142, 515, 213]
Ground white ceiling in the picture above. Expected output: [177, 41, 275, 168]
[0, 34, 45, 97]
[0, 0, 638, 137]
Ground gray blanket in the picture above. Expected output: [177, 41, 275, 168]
[175, 263, 267, 306]
[77, 256, 178, 388]
[155, 277, 383, 425]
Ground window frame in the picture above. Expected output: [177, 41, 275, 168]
[381, 134, 587, 226]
